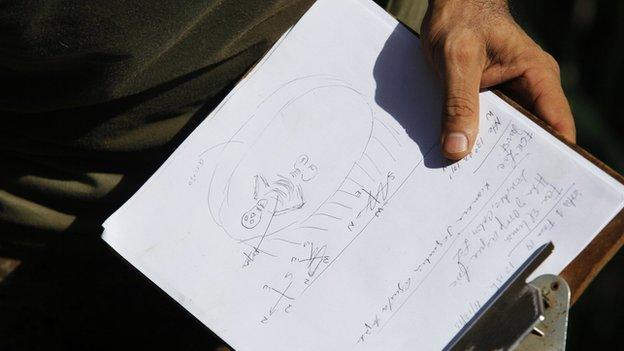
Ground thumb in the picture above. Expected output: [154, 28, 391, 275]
[440, 45, 484, 160]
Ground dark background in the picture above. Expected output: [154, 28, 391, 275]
[513, 1, 623, 349]
[376, 0, 624, 349]
[0, 1, 620, 350]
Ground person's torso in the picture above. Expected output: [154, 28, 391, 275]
[0, 0, 314, 234]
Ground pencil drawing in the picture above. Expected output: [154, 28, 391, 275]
[198, 75, 406, 260]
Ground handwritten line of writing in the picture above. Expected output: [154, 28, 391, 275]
[473, 121, 512, 174]
[380, 152, 529, 330]
[508, 182, 576, 256]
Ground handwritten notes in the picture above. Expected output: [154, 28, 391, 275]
[102, 0, 624, 350]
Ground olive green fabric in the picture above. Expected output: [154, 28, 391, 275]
[0, 0, 314, 237]
[387, 0, 428, 33]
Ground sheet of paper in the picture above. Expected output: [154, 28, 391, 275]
[102, 0, 624, 349]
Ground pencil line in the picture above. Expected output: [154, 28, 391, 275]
[375, 118, 403, 146]
[473, 121, 512, 174]
[326, 201, 353, 210]
[355, 162, 376, 182]
[364, 153, 383, 176]
[301, 141, 439, 295]
[372, 136, 397, 162]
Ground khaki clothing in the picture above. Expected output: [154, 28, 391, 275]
[0, 0, 313, 237]
[387, 0, 428, 33]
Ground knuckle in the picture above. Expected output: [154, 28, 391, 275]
[423, 1, 454, 35]
[445, 94, 477, 122]
[425, 20, 448, 44]
[541, 52, 560, 75]
[421, 11, 439, 35]
[548, 56, 561, 75]
[422, 23, 447, 55]
[443, 32, 480, 63]
[423, 33, 443, 59]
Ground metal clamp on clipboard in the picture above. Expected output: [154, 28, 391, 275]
[449, 242, 571, 351]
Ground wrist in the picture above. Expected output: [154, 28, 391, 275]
[429, 0, 508, 6]
[424, 0, 515, 36]
[427, 0, 511, 18]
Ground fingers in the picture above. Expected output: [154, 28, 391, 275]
[504, 57, 576, 143]
[525, 68, 576, 143]
[420, 1, 487, 160]
[421, 0, 577, 162]
[439, 41, 486, 160]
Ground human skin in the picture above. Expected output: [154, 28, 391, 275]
[421, 0, 576, 160]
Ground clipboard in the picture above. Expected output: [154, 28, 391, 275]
[196, 87, 624, 351]
[229, 18, 624, 349]
[493, 91, 624, 305]
[105, 2, 621, 349]
[444, 92, 624, 350]
[390, 17, 624, 349]
[397, 17, 624, 307]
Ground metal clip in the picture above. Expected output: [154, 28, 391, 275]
[447, 242, 570, 351]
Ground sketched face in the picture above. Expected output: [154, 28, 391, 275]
[292, 154, 319, 182]
[241, 199, 268, 229]
[209, 78, 375, 242]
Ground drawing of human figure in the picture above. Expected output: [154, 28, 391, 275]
[241, 154, 318, 232]
[205, 76, 391, 243]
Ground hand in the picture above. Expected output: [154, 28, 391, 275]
[421, 0, 576, 160]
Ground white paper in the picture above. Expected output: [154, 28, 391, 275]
[102, 0, 624, 350]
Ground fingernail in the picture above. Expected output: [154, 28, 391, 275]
[443, 132, 468, 154]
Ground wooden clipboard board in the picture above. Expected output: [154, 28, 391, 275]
[398, 18, 624, 306]
[492, 91, 624, 305]
[242, 49, 623, 307]
[218, 59, 621, 351]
